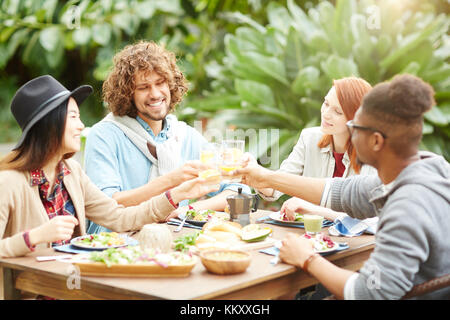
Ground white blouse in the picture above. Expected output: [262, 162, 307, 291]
[258, 126, 377, 202]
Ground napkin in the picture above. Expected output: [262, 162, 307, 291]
[54, 244, 98, 254]
[328, 216, 378, 237]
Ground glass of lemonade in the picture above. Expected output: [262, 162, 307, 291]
[303, 214, 324, 235]
[220, 140, 245, 183]
[199, 143, 221, 184]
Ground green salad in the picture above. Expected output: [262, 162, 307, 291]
[74, 232, 125, 248]
[185, 209, 216, 221]
[88, 246, 196, 268]
[173, 231, 201, 252]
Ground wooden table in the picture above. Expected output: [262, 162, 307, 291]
[0, 210, 375, 300]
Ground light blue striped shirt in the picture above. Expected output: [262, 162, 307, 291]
[84, 115, 250, 233]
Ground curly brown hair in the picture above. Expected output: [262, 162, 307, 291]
[102, 41, 188, 117]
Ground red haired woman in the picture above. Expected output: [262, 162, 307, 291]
[257, 77, 377, 216]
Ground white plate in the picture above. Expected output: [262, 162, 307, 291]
[70, 235, 132, 250]
[313, 241, 340, 254]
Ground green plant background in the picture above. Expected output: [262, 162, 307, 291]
[1, 0, 449, 167]
[186, 0, 450, 166]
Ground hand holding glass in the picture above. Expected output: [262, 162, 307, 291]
[199, 143, 221, 185]
[220, 140, 245, 183]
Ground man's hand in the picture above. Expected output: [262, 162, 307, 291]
[279, 233, 315, 268]
[280, 197, 321, 221]
[281, 197, 345, 222]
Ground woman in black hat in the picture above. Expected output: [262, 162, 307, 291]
[0, 75, 218, 258]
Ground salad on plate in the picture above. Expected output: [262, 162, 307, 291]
[70, 232, 127, 249]
[184, 208, 229, 225]
[86, 246, 196, 267]
[269, 211, 305, 224]
[69, 246, 198, 277]
[303, 233, 339, 253]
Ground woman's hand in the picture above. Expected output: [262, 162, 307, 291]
[170, 161, 210, 186]
[279, 233, 315, 268]
[171, 177, 220, 204]
[28, 215, 79, 246]
[165, 205, 189, 222]
[230, 153, 272, 189]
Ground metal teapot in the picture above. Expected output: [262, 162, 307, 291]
[226, 187, 259, 226]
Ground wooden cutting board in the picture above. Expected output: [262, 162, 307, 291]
[196, 236, 278, 252]
[232, 237, 278, 251]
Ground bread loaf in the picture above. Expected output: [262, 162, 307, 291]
[138, 224, 173, 253]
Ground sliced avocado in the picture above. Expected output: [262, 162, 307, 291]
[241, 227, 272, 242]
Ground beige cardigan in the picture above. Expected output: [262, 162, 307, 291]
[0, 158, 175, 258]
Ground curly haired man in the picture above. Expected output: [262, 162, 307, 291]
[84, 41, 250, 233]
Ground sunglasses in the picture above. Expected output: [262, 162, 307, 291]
[346, 120, 387, 139]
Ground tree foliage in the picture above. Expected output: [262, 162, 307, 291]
[187, 0, 450, 164]
[0, 0, 448, 163]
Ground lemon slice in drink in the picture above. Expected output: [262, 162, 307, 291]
[199, 169, 221, 181]
[219, 165, 239, 173]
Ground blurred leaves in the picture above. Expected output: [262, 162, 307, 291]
[0, 0, 232, 132]
[0, 0, 448, 164]
[187, 0, 450, 164]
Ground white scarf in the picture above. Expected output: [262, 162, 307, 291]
[101, 112, 187, 180]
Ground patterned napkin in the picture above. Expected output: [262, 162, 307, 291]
[328, 216, 378, 237]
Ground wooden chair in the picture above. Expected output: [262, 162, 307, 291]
[401, 273, 450, 299]
[322, 273, 450, 300]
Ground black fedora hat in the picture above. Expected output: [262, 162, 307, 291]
[11, 75, 93, 150]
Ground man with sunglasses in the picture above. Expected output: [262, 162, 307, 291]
[232, 74, 450, 299]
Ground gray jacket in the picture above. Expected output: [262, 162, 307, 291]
[329, 152, 450, 299]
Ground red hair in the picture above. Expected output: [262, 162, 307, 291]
[317, 77, 372, 173]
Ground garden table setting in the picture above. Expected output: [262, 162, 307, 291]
[0, 210, 375, 300]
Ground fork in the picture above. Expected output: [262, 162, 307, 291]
[174, 216, 187, 232]
[270, 241, 283, 265]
